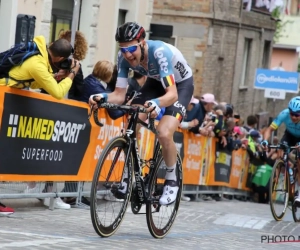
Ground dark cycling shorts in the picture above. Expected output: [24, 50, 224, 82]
[280, 130, 300, 146]
[130, 76, 194, 122]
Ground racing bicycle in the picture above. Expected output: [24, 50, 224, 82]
[89, 101, 183, 238]
[269, 142, 300, 222]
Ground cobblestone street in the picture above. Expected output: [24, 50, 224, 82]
[1, 199, 300, 249]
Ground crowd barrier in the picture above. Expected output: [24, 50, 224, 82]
[0, 87, 253, 205]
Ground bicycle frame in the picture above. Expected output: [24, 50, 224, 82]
[124, 107, 161, 204]
[91, 103, 161, 204]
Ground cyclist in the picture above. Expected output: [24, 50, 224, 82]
[89, 22, 194, 205]
[262, 96, 300, 203]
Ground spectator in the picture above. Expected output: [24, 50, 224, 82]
[225, 104, 234, 119]
[53, 30, 89, 206]
[0, 35, 80, 98]
[81, 60, 114, 102]
[40, 30, 88, 100]
[23, 34, 84, 209]
[240, 130, 269, 203]
[211, 105, 225, 137]
[189, 93, 218, 135]
[2, 36, 79, 212]
[81, 61, 128, 121]
[179, 96, 200, 130]
[233, 113, 240, 126]
[243, 115, 258, 133]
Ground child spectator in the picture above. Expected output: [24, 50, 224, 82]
[81, 60, 114, 102]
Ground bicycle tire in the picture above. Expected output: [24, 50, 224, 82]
[146, 151, 183, 238]
[269, 160, 289, 221]
[90, 136, 133, 237]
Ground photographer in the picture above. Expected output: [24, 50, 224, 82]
[199, 112, 219, 137]
[0, 35, 80, 99]
[189, 93, 218, 135]
[41, 30, 88, 100]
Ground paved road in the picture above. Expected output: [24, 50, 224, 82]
[1, 199, 300, 249]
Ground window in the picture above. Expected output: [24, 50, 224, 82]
[262, 40, 271, 68]
[50, 9, 73, 42]
[49, 0, 74, 43]
[240, 38, 252, 88]
[149, 24, 174, 45]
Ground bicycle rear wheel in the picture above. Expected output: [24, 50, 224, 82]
[146, 152, 183, 238]
[269, 160, 289, 221]
[90, 136, 133, 237]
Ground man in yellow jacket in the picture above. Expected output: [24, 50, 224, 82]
[0, 36, 81, 214]
[0, 36, 81, 99]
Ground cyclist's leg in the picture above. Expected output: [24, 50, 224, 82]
[282, 131, 300, 202]
[290, 134, 300, 202]
[115, 78, 165, 195]
[158, 77, 194, 205]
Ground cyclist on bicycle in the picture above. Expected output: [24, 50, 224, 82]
[262, 96, 300, 203]
[89, 22, 194, 205]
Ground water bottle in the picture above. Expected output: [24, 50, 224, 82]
[289, 168, 294, 184]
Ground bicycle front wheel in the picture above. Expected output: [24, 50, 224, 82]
[269, 160, 289, 221]
[90, 136, 133, 237]
[146, 152, 183, 238]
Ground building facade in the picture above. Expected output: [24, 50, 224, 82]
[0, 0, 153, 75]
[151, 0, 276, 119]
[268, 0, 300, 133]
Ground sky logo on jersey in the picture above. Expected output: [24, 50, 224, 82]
[162, 74, 175, 88]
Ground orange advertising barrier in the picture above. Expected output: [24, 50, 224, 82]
[0, 87, 252, 192]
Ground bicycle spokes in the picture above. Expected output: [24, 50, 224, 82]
[270, 160, 289, 221]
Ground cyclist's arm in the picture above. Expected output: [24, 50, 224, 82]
[106, 85, 127, 104]
[155, 80, 178, 107]
[90, 52, 129, 105]
[263, 126, 275, 142]
[105, 60, 128, 104]
[263, 110, 286, 142]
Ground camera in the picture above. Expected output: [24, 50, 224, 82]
[208, 112, 217, 122]
[58, 58, 72, 70]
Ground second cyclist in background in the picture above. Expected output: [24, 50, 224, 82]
[262, 96, 300, 203]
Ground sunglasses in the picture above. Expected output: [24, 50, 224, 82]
[289, 111, 300, 117]
[119, 42, 141, 54]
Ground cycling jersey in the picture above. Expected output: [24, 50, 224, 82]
[271, 108, 300, 137]
[116, 40, 192, 88]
